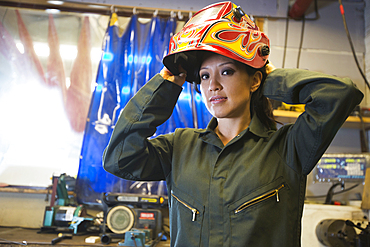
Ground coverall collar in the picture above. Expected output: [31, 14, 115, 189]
[195, 112, 271, 139]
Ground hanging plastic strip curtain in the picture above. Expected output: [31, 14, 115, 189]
[66, 16, 93, 133]
[76, 13, 211, 205]
[15, 10, 46, 84]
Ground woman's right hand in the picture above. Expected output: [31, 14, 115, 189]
[160, 67, 187, 87]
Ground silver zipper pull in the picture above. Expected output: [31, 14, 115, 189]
[276, 190, 280, 202]
[191, 209, 197, 221]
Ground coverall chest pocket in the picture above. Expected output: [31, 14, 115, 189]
[170, 188, 204, 247]
[227, 177, 288, 246]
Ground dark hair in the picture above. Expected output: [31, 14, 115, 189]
[244, 63, 278, 130]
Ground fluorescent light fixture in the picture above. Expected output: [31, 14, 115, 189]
[91, 48, 102, 61]
[45, 9, 61, 14]
[16, 43, 24, 54]
[16, 41, 102, 63]
[66, 77, 71, 88]
[47, 1, 64, 5]
[34, 42, 50, 57]
[60, 44, 77, 59]
[87, 4, 109, 9]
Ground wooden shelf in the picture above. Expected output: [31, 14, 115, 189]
[273, 110, 370, 129]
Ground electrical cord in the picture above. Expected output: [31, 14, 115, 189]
[339, 1, 369, 154]
[327, 183, 361, 196]
[161, 224, 170, 237]
[305, 183, 360, 198]
[282, 13, 289, 68]
[338, 0, 370, 91]
[353, 107, 369, 152]
[297, 16, 305, 68]
[0, 225, 39, 230]
[0, 226, 36, 246]
[282, 0, 318, 68]
[149, 231, 164, 247]
[0, 238, 27, 246]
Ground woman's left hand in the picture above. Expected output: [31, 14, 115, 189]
[265, 62, 276, 75]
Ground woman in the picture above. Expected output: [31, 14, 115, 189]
[103, 2, 363, 246]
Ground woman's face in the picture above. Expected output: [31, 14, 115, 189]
[199, 53, 261, 120]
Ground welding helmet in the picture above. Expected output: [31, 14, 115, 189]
[163, 1, 270, 84]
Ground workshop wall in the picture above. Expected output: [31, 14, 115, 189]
[265, 0, 367, 203]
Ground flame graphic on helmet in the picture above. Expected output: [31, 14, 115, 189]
[163, 2, 270, 82]
[202, 21, 268, 62]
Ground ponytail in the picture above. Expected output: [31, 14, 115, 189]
[246, 64, 278, 130]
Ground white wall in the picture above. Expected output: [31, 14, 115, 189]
[268, 0, 367, 100]
[266, 0, 367, 202]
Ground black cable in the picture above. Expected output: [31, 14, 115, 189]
[333, 183, 360, 195]
[353, 108, 369, 152]
[283, 0, 318, 69]
[150, 231, 164, 247]
[0, 238, 27, 246]
[305, 183, 360, 198]
[313, 0, 320, 20]
[0, 226, 33, 246]
[338, 0, 370, 90]
[297, 16, 306, 68]
[0, 225, 39, 230]
[161, 224, 170, 238]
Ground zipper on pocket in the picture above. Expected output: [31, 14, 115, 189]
[235, 184, 285, 214]
[171, 191, 199, 222]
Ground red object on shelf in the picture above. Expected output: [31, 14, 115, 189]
[288, 0, 314, 19]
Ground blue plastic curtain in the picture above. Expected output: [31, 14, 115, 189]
[75, 14, 212, 205]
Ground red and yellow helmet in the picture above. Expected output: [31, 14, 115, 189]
[163, 1, 270, 83]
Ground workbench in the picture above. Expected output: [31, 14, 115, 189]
[0, 227, 170, 247]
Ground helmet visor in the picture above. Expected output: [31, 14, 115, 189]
[186, 4, 224, 26]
